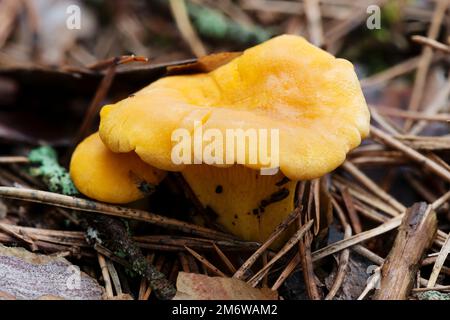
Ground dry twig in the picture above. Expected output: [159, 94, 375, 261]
[373, 203, 437, 300]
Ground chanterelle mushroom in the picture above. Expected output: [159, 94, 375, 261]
[87, 35, 369, 242]
[70, 133, 166, 204]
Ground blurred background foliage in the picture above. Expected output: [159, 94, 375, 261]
[0, 0, 446, 76]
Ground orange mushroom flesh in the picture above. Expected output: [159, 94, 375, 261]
[88, 35, 369, 242]
[70, 133, 166, 204]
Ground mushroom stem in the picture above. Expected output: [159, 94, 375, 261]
[182, 164, 298, 244]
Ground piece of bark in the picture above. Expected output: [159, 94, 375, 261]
[373, 202, 437, 300]
[0, 244, 103, 300]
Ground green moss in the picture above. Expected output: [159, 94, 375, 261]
[417, 291, 450, 300]
[28, 146, 78, 196]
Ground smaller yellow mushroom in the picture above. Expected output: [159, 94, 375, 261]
[70, 133, 166, 204]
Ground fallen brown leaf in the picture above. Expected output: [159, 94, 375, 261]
[173, 272, 278, 300]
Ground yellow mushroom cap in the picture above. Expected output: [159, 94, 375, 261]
[70, 133, 166, 204]
[99, 35, 370, 180]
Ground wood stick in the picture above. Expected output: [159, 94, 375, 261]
[271, 254, 300, 291]
[427, 232, 450, 288]
[106, 259, 122, 296]
[0, 156, 29, 164]
[411, 35, 450, 54]
[169, 0, 207, 57]
[370, 107, 401, 135]
[370, 126, 450, 183]
[341, 160, 405, 212]
[352, 245, 439, 290]
[298, 223, 321, 299]
[326, 198, 352, 300]
[373, 202, 437, 300]
[360, 56, 421, 88]
[98, 254, 114, 298]
[184, 246, 226, 277]
[212, 243, 237, 274]
[404, 0, 449, 129]
[373, 106, 450, 122]
[334, 173, 448, 245]
[312, 216, 403, 262]
[0, 186, 236, 241]
[304, 0, 324, 47]
[233, 208, 300, 279]
[341, 187, 362, 233]
[409, 75, 450, 135]
[412, 286, 450, 293]
[247, 220, 313, 287]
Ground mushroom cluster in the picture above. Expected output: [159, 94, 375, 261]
[70, 35, 370, 243]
